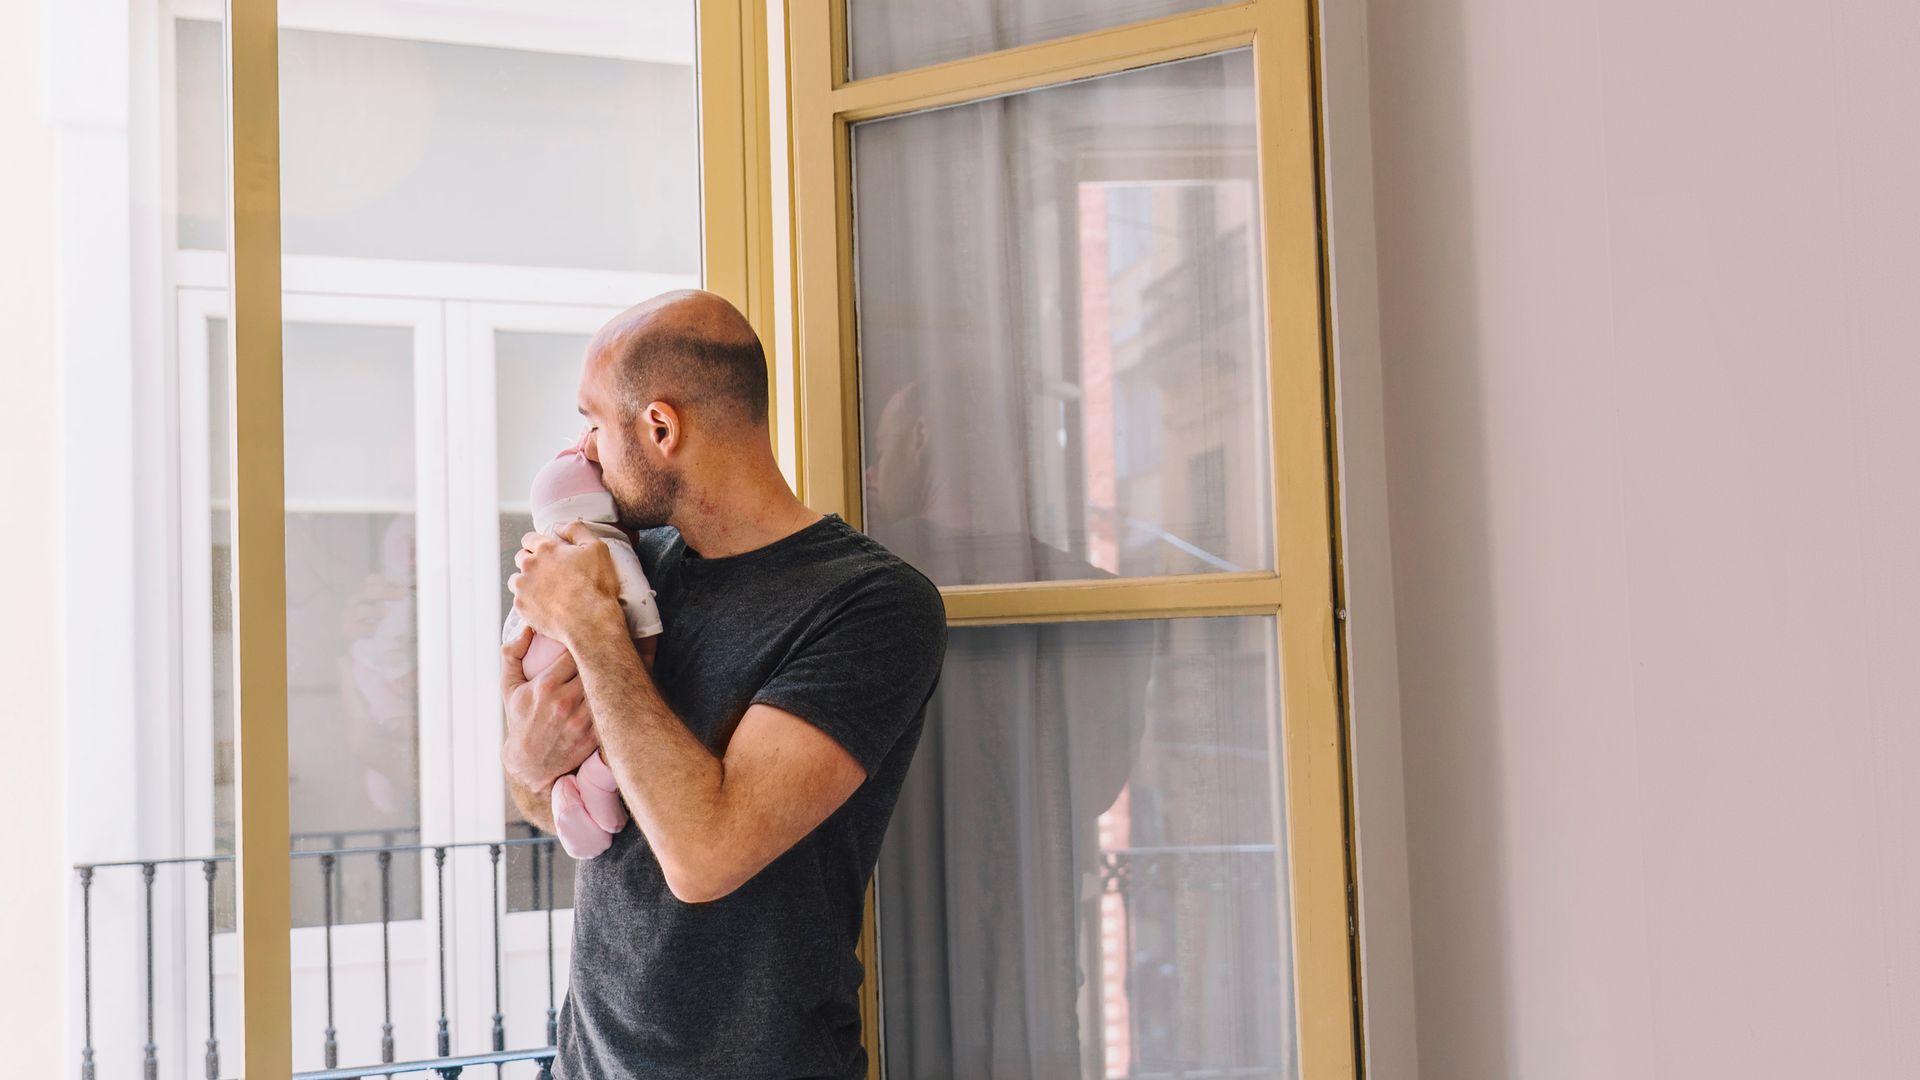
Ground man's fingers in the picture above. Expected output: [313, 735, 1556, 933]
[504, 622, 534, 659]
[500, 625, 535, 694]
[537, 649, 580, 692]
[556, 519, 594, 545]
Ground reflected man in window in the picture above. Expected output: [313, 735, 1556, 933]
[866, 374, 1156, 1078]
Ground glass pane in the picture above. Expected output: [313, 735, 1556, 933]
[879, 616, 1293, 1078]
[209, 319, 424, 929]
[847, 0, 1227, 79]
[495, 329, 594, 911]
[176, 18, 698, 271]
[854, 52, 1270, 586]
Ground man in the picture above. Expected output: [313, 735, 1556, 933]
[502, 290, 947, 1079]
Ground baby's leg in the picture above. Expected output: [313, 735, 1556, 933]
[551, 773, 614, 859]
[574, 749, 629, 834]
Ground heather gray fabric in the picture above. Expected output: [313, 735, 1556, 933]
[554, 515, 946, 1080]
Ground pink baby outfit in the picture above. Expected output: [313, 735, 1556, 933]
[503, 436, 663, 859]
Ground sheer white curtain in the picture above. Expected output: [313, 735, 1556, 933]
[880, 627, 1152, 1078]
[858, 79, 1128, 1077]
[855, 45, 1289, 1080]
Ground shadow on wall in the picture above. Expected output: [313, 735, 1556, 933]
[1368, 0, 1514, 1075]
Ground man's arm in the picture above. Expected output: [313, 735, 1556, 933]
[500, 625, 598, 836]
[506, 770, 557, 835]
[506, 520, 905, 903]
[567, 619, 866, 903]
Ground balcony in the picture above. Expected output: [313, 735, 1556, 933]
[75, 835, 1284, 1079]
[74, 833, 569, 1080]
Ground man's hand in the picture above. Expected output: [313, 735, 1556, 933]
[501, 625, 598, 809]
[508, 522, 624, 650]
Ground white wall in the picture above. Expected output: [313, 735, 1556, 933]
[0, 0, 67, 1070]
[1355, 0, 1920, 1076]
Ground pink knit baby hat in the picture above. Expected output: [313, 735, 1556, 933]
[528, 438, 617, 532]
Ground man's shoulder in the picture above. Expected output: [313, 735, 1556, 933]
[809, 521, 946, 628]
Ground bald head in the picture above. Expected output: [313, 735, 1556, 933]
[590, 290, 767, 430]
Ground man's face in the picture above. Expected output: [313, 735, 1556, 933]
[579, 351, 679, 532]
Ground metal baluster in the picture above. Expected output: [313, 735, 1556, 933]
[78, 866, 95, 1080]
[544, 840, 557, 1048]
[1122, 856, 1138, 1072]
[142, 861, 158, 1080]
[489, 843, 504, 1071]
[529, 837, 541, 913]
[321, 853, 338, 1068]
[379, 848, 395, 1063]
[332, 832, 346, 921]
[204, 860, 220, 1080]
[435, 846, 450, 1057]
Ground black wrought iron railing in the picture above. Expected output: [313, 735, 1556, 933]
[74, 833, 569, 1080]
[1095, 844, 1289, 1079]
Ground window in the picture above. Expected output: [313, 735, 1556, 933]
[788, 2, 1355, 1074]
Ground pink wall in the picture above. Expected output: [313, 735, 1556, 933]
[1360, 0, 1920, 1076]
[0, 0, 68, 1070]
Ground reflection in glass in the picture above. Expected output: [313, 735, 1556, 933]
[495, 330, 594, 910]
[853, 51, 1271, 586]
[209, 320, 423, 928]
[879, 616, 1293, 1078]
[846, 0, 1224, 79]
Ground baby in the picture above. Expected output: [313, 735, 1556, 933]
[503, 433, 663, 859]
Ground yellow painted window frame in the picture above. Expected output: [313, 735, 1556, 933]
[225, 2, 292, 1073]
[221, 1, 774, 1073]
[781, 2, 1358, 1077]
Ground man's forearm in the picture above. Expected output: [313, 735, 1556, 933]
[568, 620, 729, 889]
[506, 770, 557, 834]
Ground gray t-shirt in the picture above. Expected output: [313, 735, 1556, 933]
[554, 514, 947, 1080]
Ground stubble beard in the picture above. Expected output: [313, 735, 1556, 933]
[608, 437, 681, 533]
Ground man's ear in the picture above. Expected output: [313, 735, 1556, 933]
[909, 416, 930, 465]
[644, 400, 682, 457]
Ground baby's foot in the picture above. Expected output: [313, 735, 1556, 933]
[552, 774, 613, 859]
[575, 751, 630, 834]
